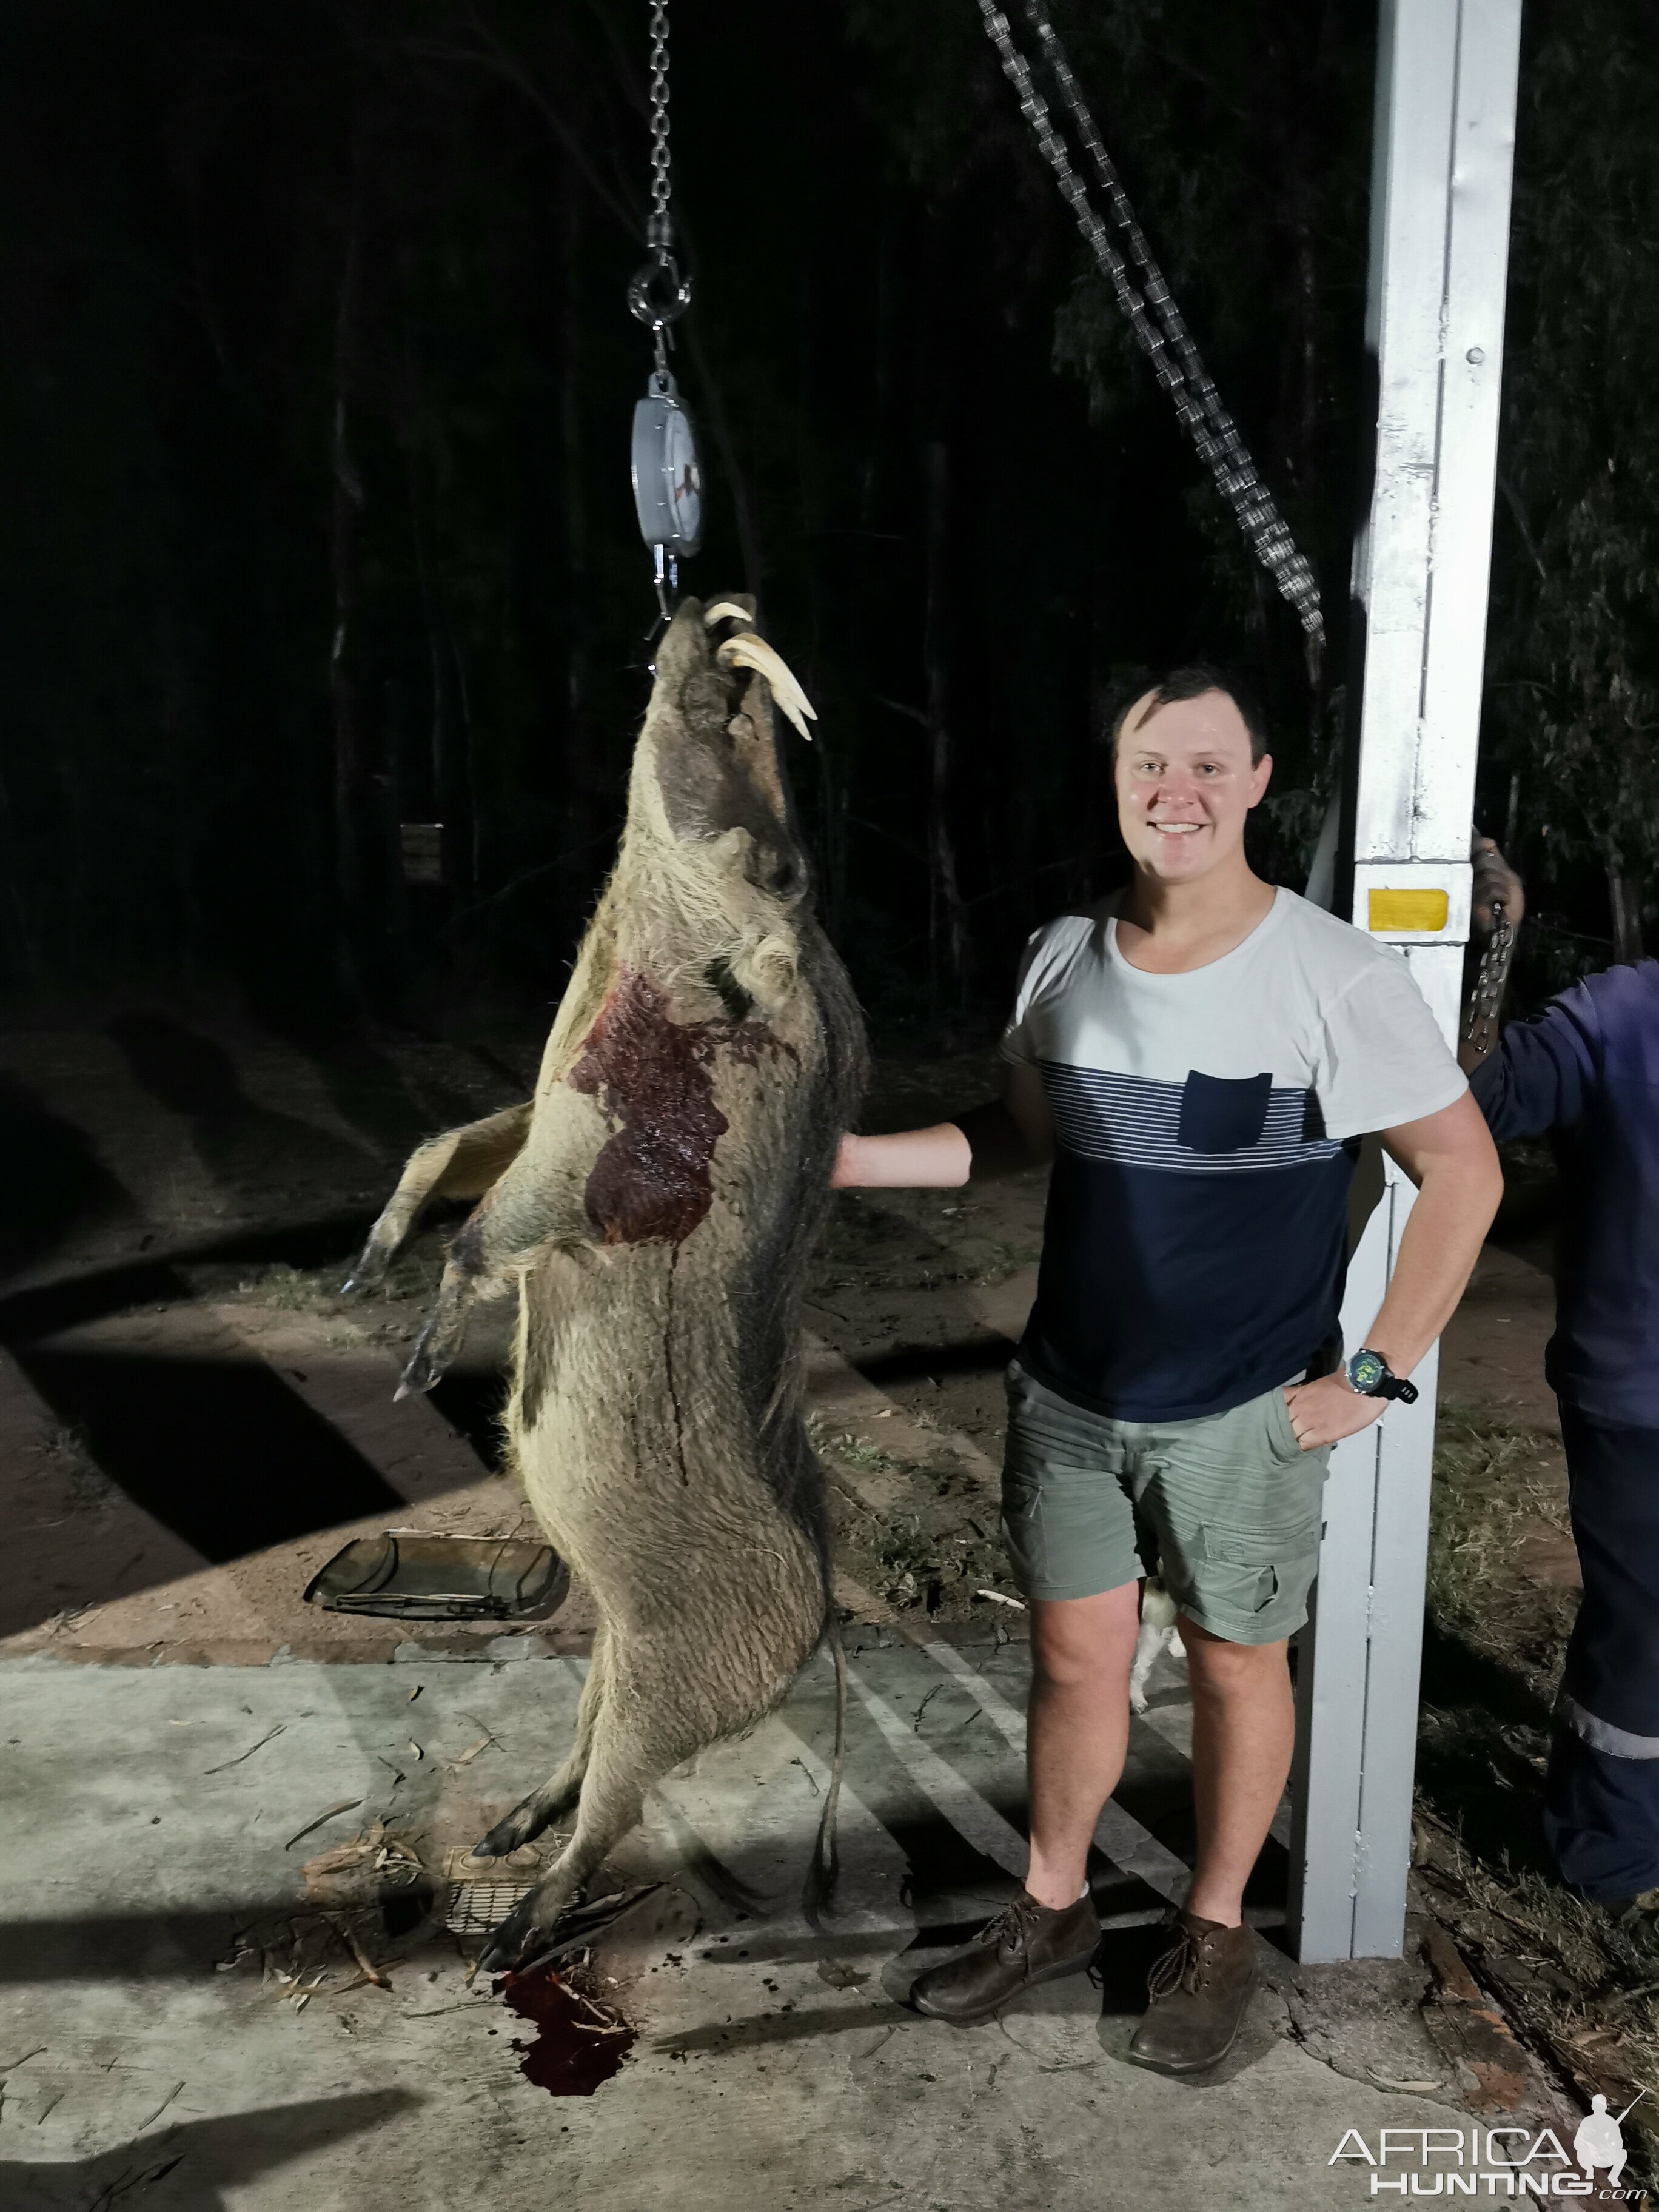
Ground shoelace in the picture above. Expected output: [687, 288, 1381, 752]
[982, 1892, 1048, 1968]
[1146, 1922, 1206, 2000]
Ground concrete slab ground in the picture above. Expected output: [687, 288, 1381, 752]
[1, 1635, 1472, 2212]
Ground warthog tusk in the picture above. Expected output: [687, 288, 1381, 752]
[703, 599, 754, 627]
[717, 632, 817, 741]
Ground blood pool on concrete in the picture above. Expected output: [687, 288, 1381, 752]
[499, 1967, 635, 2096]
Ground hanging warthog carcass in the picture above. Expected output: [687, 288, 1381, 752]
[346, 596, 868, 1970]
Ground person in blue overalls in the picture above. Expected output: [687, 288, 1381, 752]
[1461, 840, 1659, 1900]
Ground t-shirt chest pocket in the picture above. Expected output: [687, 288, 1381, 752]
[1178, 1070, 1272, 1153]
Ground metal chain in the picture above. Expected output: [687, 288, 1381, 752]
[629, 0, 691, 351]
[976, 0, 1325, 659]
[1464, 900, 1514, 1053]
[646, 1, 672, 251]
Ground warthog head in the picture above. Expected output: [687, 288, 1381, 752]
[620, 595, 820, 1007]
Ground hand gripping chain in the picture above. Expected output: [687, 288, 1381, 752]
[1464, 900, 1514, 1056]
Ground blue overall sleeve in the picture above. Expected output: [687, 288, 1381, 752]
[1469, 988, 1599, 1141]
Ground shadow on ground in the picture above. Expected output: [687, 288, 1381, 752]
[10, 1345, 405, 1561]
[1416, 1619, 1556, 1879]
[1, 2089, 419, 2212]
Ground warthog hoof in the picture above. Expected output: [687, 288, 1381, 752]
[394, 1312, 449, 1399]
[340, 1229, 391, 1299]
[472, 1797, 555, 1860]
[339, 1265, 377, 1298]
[478, 1886, 560, 1976]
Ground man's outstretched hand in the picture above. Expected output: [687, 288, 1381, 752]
[1282, 1372, 1386, 1452]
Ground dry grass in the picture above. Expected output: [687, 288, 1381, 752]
[236, 1247, 441, 1312]
[235, 1260, 347, 1312]
[1415, 1810, 1659, 2161]
[30, 1421, 124, 1515]
[809, 1414, 1015, 1618]
[1427, 1395, 1576, 1700]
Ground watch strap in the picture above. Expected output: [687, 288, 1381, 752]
[1348, 1349, 1419, 1405]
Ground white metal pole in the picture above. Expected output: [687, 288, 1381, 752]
[1289, 0, 1522, 1964]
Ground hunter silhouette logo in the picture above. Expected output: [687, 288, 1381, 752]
[1574, 2092, 1641, 2190]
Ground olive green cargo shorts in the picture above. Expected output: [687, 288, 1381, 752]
[1000, 1360, 1332, 1644]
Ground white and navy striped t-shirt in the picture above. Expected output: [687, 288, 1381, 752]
[1000, 888, 1467, 1422]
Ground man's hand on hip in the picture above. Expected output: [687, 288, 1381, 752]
[1282, 1372, 1385, 1452]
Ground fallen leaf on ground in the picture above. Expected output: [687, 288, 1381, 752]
[203, 1723, 286, 1775]
[284, 1800, 363, 1851]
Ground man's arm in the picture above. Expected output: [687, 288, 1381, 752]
[1283, 1089, 1504, 1450]
[830, 1062, 1054, 1189]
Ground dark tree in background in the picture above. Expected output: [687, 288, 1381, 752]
[0, 0, 1649, 1033]
[1484, 0, 1659, 984]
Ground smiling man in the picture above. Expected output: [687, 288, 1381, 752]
[833, 666, 1503, 2071]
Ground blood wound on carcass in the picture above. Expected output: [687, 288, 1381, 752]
[568, 967, 788, 1246]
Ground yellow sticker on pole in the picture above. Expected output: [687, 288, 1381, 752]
[1367, 888, 1449, 933]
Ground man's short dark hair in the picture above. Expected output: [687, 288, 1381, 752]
[1107, 665, 1270, 765]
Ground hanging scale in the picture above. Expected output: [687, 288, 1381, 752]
[629, 0, 703, 618]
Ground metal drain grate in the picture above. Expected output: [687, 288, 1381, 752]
[442, 1845, 543, 1940]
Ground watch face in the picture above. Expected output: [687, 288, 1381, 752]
[663, 406, 702, 550]
[1349, 1350, 1385, 1395]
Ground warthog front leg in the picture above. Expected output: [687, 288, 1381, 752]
[395, 1092, 609, 1396]
[343, 1102, 534, 1294]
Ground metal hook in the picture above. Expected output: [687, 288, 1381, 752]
[628, 250, 692, 333]
[644, 546, 680, 636]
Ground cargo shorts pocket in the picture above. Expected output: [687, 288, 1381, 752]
[999, 1471, 1045, 1592]
[1176, 1516, 1322, 1642]
[1192, 1526, 1284, 1618]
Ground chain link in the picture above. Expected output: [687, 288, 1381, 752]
[1464, 900, 1514, 1053]
[646, 1, 672, 250]
[629, 0, 690, 340]
[977, 0, 1325, 660]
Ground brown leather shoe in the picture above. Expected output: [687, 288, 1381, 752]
[910, 1891, 1101, 2026]
[1128, 1909, 1257, 2074]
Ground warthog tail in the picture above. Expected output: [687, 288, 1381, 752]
[802, 1617, 848, 1929]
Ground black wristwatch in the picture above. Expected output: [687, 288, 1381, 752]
[1347, 1348, 1419, 1404]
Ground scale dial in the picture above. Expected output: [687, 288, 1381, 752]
[631, 370, 704, 556]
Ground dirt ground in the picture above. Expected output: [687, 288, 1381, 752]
[4, 1004, 1656, 2194]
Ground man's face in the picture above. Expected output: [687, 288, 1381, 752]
[1113, 688, 1272, 883]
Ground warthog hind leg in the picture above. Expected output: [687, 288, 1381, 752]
[471, 1631, 609, 1858]
[344, 1102, 533, 1293]
[477, 1672, 704, 1975]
